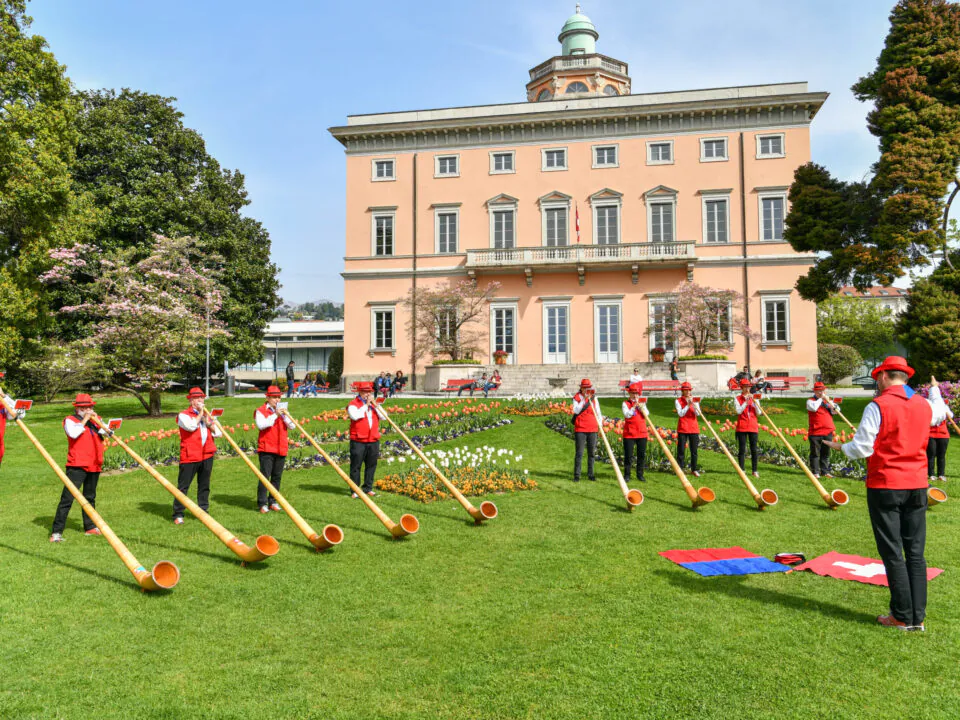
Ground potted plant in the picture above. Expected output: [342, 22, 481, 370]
[651, 346, 666, 362]
[493, 349, 509, 365]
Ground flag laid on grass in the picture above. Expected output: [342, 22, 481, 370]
[659, 546, 789, 577]
[791, 552, 944, 587]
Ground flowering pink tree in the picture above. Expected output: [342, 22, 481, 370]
[40, 235, 227, 415]
[402, 280, 501, 362]
[648, 282, 758, 358]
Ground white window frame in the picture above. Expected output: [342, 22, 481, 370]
[540, 199, 571, 247]
[758, 191, 788, 242]
[489, 301, 519, 365]
[760, 294, 791, 349]
[434, 206, 460, 254]
[592, 144, 619, 169]
[699, 137, 729, 163]
[370, 211, 396, 256]
[756, 133, 786, 159]
[434, 154, 460, 178]
[541, 147, 568, 172]
[648, 297, 678, 361]
[370, 305, 397, 352]
[592, 199, 621, 245]
[371, 158, 396, 182]
[488, 199, 517, 249]
[542, 301, 571, 364]
[646, 196, 677, 243]
[489, 150, 516, 175]
[434, 307, 459, 350]
[700, 192, 731, 244]
[594, 300, 623, 363]
[646, 140, 674, 166]
[706, 298, 734, 346]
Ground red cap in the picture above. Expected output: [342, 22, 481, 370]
[73, 393, 96, 407]
[739, 379, 752, 388]
[356, 381, 374, 392]
[186, 387, 206, 399]
[579, 378, 593, 389]
[266, 385, 283, 397]
[680, 381, 693, 391]
[627, 382, 643, 394]
[813, 381, 826, 391]
[871, 355, 915, 380]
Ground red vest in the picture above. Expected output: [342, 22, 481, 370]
[348, 398, 380, 442]
[808, 398, 836, 436]
[256, 405, 289, 456]
[178, 408, 217, 463]
[676, 397, 699, 434]
[0, 409, 7, 464]
[622, 401, 648, 439]
[929, 418, 950, 439]
[65, 415, 104, 472]
[573, 393, 599, 433]
[866, 386, 932, 490]
[735, 396, 759, 433]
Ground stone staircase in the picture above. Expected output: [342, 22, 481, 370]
[463, 362, 677, 396]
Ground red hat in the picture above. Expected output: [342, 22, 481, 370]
[739, 379, 752, 389]
[266, 385, 283, 397]
[73, 393, 96, 407]
[628, 382, 643, 393]
[680, 381, 693, 391]
[813, 381, 826, 391]
[187, 387, 206, 399]
[871, 356, 915, 380]
[357, 381, 374, 392]
[580, 378, 593, 389]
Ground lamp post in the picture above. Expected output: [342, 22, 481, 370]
[205, 303, 211, 397]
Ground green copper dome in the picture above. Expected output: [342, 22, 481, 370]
[558, 4, 598, 55]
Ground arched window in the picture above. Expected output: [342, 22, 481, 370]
[565, 81, 589, 94]
[536, 89, 553, 102]
[603, 85, 619, 96]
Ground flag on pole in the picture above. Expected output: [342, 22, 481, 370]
[575, 203, 580, 244]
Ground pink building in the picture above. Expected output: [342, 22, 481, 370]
[329, 7, 828, 393]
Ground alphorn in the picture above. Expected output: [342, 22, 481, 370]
[754, 402, 849, 508]
[90, 416, 279, 563]
[209, 412, 342, 552]
[822, 393, 856, 432]
[0, 392, 179, 591]
[949, 417, 960, 437]
[375, 403, 497, 524]
[281, 410, 419, 538]
[589, 399, 643, 510]
[695, 407, 777, 510]
[642, 415, 715, 508]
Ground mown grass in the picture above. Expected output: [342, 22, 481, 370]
[0, 394, 957, 719]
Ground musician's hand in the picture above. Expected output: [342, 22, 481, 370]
[931, 376, 939, 389]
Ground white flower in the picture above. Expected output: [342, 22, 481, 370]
[524, 469, 529, 475]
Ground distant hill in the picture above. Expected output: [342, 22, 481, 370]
[278, 299, 344, 321]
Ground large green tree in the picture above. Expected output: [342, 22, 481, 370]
[816, 296, 898, 365]
[69, 89, 280, 373]
[896, 247, 960, 379]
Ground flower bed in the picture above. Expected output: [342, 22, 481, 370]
[697, 397, 786, 416]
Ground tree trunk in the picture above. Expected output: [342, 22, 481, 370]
[149, 388, 163, 417]
[108, 382, 152, 415]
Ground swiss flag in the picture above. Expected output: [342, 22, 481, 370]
[792, 551, 944, 587]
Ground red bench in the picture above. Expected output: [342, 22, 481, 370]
[442, 379, 477, 393]
[619, 379, 681, 395]
[767, 376, 810, 393]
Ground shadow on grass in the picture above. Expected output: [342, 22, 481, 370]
[0, 541, 141, 592]
[302, 514, 394, 542]
[537, 471, 625, 512]
[138, 501, 174, 520]
[137, 536, 271, 570]
[654, 568, 876, 626]
[296, 482, 354, 497]
[213, 493, 257, 511]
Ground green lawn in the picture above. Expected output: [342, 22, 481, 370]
[0, 394, 958, 719]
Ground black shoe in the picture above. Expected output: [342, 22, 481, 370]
[588, 477, 596, 482]
[573, 478, 580, 483]
[638, 476, 646, 483]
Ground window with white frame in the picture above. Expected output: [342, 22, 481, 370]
[542, 148, 567, 171]
[763, 297, 789, 343]
[543, 206, 569, 246]
[435, 209, 459, 253]
[490, 151, 515, 174]
[702, 197, 729, 243]
[491, 304, 517, 364]
[543, 302, 570, 364]
[649, 300, 677, 359]
[757, 133, 785, 158]
[705, 298, 733, 345]
[700, 138, 728, 162]
[760, 194, 786, 241]
[593, 145, 618, 168]
[371, 307, 395, 350]
[435, 155, 459, 177]
[594, 204, 620, 245]
[647, 141, 673, 165]
[435, 307, 457, 348]
[372, 159, 395, 181]
[491, 208, 515, 249]
[372, 213, 394, 256]
[595, 302, 622, 363]
[648, 200, 675, 243]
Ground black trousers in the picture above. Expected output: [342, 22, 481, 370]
[926, 437, 949, 477]
[623, 438, 647, 481]
[736, 431, 759, 473]
[677, 433, 699, 471]
[867, 487, 928, 626]
[173, 457, 214, 519]
[809, 433, 833, 476]
[350, 440, 379, 492]
[574, 431, 597, 481]
[52, 467, 100, 533]
[257, 453, 285, 507]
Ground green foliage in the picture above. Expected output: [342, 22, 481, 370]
[430, 358, 482, 365]
[326, 347, 343, 388]
[816, 297, 897, 363]
[18, 339, 102, 402]
[896, 255, 960, 378]
[676, 354, 728, 361]
[291, 300, 344, 320]
[817, 343, 863, 384]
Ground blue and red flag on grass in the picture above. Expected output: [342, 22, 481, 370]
[659, 546, 789, 577]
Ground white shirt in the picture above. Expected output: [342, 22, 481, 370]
[622, 401, 649, 418]
[629, 373, 643, 385]
[675, 398, 699, 417]
[734, 395, 759, 414]
[64, 415, 106, 438]
[572, 394, 602, 423]
[805, 397, 837, 413]
[932, 405, 955, 426]
[347, 398, 376, 428]
[255, 406, 295, 431]
[841, 386, 948, 460]
[178, 410, 222, 445]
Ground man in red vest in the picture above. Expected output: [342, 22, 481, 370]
[347, 381, 383, 497]
[926, 403, 954, 484]
[50, 394, 106, 542]
[622, 382, 650, 482]
[825, 357, 948, 632]
[806, 381, 837, 479]
[173, 387, 222, 524]
[734, 379, 761, 477]
[675, 381, 701, 477]
[255, 385, 295, 512]
[571, 378, 599, 482]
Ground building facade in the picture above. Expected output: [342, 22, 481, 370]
[232, 320, 344, 384]
[836, 286, 910, 317]
[330, 8, 828, 391]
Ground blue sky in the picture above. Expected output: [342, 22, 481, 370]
[30, 0, 902, 302]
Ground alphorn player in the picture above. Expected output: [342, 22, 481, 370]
[173, 387, 221, 525]
[675, 381, 701, 478]
[0, 393, 27, 469]
[50, 394, 107, 543]
[806, 381, 837, 480]
[734, 379, 761, 478]
[621, 382, 649, 482]
[347, 381, 383, 497]
[824, 357, 948, 632]
[927, 402, 953, 484]
[571, 378, 599, 483]
[254, 385, 295, 513]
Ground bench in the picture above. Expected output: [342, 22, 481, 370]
[442, 379, 476, 393]
[619, 379, 681, 395]
[767, 376, 809, 393]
